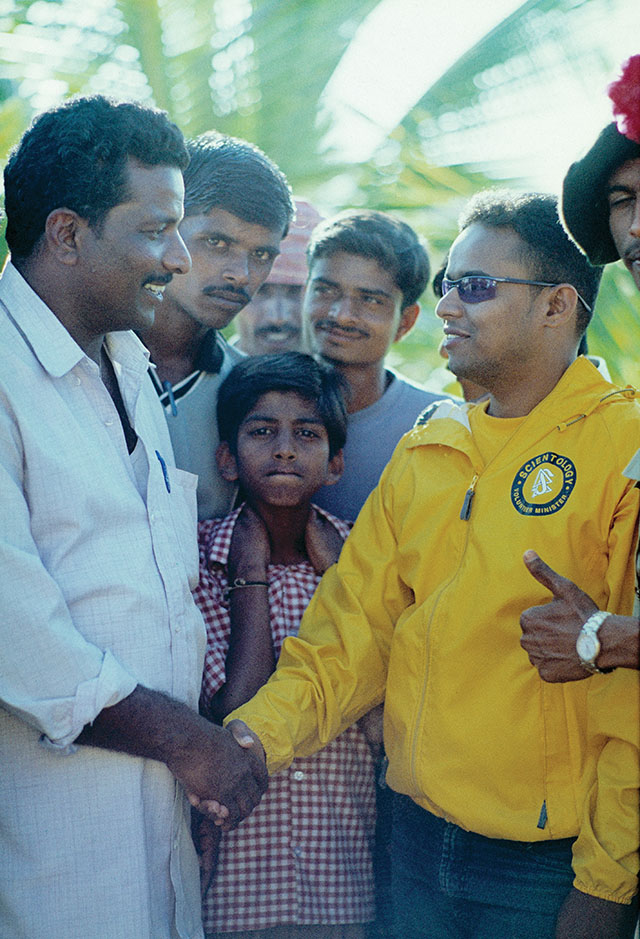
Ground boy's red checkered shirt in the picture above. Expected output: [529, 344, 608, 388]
[195, 505, 377, 934]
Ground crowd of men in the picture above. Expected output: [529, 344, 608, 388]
[0, 53, 639, 939]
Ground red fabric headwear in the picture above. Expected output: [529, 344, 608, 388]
[608, 55, 640, 145]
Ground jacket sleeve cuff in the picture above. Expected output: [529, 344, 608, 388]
[572, 877, 637, 906]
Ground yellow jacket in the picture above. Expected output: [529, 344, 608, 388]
[231, 358, 640, 903]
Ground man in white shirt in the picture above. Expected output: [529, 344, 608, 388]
[0, 95, 266, 939]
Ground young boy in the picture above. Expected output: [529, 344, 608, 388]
[194, 352, 376, 938]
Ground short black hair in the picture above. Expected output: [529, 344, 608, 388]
[217, 352, 347, 458]
[458, 191, 603, 335]
[4, 95, 188, 260]
[307, 210, 431, 308]
[183, 132, 294, 236]
[432, 255, 448, 298]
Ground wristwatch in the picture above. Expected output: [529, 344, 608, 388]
[576, 610, 611, 674]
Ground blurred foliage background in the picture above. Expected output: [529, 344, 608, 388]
[1, 0, 639, 396]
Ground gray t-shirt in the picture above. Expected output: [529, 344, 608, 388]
[151, 332, 243, 520]
[314, 369, 448, 521]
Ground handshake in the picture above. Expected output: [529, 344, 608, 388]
[176, 718, 268, 830]
[76, 687, 269, 831]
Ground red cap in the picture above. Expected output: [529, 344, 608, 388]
[608, 54, 640, 144]
[266, 199, 323, 286]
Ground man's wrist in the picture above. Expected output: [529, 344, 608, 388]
[597, 614, 640, 671]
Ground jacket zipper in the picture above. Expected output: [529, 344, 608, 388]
[460, 473, 479, 520]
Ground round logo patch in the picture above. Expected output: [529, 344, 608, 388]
[511, 452, 576, 516]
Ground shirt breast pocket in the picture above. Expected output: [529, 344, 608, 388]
[166, 465, 200, 590]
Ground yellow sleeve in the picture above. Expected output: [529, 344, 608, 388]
[227, 449, 415, 774]
[573, 480, 640, 903]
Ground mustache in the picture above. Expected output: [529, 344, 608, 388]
[202, 285, 251, 304]
[254, 323, 300, 337]
[315, 318, 368, 337]
[143, 272, 173, 287]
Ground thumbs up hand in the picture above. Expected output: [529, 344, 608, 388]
[519, 550, 599, 682]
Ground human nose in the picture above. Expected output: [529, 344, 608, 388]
[268, 294, 299, 324]
[222, 251, 250, 286]
[435, 287, 462, 321]
[273, 429, 296, 460]
[163, 231, 191, 275]
[327, 294, 355, 321]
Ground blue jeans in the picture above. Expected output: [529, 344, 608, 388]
[391, 793, 575, 938]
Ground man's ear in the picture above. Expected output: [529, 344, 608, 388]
[394, 303, 420, 342]
[44, 209, 84, 266]
[324, 449, 345, 487]
[543, 285, 579, 330]
[216, 441, 239, 482]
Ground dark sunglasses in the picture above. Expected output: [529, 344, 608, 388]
[441, 275, 592, 313]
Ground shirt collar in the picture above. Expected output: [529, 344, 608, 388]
[201, 506, 243, 568]
[193, 329, 225, 374]
[0, 261, 85, 377]
[0, 260, 150, 380]
[200, 503, 350, 569]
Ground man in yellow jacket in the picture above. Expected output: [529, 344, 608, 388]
[225, 191, 640, 938]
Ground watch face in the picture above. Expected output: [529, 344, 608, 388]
[576, 632, 599, 664]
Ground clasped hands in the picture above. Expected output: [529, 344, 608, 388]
[178, 719, 267, 830]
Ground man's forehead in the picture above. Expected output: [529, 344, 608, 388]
[447, 223, 525, 276]
[608, 156, 640, 191]
[183, 205, 283, 244]
[309, 251, 399, 293]
[257, 282, 303, 296]
[111, 161, 185, 217]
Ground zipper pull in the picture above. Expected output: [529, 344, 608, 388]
[460, 473, 479, 521]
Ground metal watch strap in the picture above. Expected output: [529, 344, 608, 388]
[577, 610, 610, 674]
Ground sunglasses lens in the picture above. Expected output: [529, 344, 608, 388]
[441, 277, 497, 303]
[458, 278, 496, 303]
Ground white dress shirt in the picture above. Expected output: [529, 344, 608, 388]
[0, 262, 206, 939]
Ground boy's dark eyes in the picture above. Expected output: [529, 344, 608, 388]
[245, 426, 321, 439]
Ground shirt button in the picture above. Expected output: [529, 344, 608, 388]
[104, 419, 114, 426]
[292, 845, 303, 858]
[293, 770, 304, 781]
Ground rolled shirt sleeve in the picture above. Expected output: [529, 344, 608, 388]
[0, 416, 138, 749]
